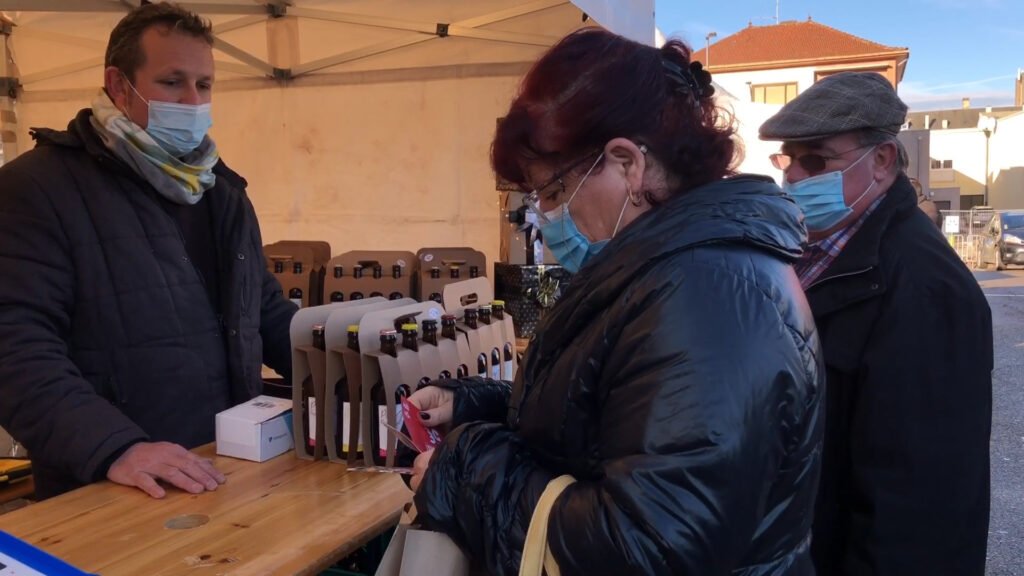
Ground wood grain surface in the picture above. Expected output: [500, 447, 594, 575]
[0, 445, 411, 575]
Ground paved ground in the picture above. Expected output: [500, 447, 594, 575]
[976, 269, 1024, 575]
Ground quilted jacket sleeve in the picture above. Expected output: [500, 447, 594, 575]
[415, 262, 821, 575]
[0, 162, 148, 484]
[433, 376, 512, 427]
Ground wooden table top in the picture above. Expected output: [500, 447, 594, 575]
[0, 445, 411, 576]
[0, 476, 34, 506]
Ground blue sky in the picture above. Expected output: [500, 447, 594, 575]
[655, 0, 1023, 111]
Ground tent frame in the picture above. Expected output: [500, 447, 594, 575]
[0, 0, 566, 84]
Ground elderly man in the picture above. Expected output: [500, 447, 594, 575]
[0, 3, 295, 499]
[760, 72, 993, 575]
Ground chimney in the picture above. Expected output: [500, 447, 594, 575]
[962, 97, 971, 109]
[942, 119, 950, 129]
[924, 114, 930, 129]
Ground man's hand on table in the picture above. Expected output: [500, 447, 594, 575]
[107, 441, 226, 498]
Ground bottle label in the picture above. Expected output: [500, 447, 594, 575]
[377, 403, 405, 458]
[491, 363, 501, 380]
[377, 406, 388, 459]
[341, 401, 361, 452]
[307, 396, 316, 447]
[291, 298, 303, 308]
[503, 360, 515, 380]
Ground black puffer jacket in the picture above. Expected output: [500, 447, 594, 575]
[416, 175, 824, 575]
[0, 110, 295, 498]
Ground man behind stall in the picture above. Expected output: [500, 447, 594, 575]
[0, 2, 295, 499]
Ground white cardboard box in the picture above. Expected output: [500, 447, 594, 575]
[216, 395, 294, 462]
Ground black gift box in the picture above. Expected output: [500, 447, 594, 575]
[493, 263, 573, 339]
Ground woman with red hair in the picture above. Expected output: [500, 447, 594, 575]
[409, 28, 823, 576]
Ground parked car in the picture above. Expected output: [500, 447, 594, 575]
[979, 211, 1024, 270]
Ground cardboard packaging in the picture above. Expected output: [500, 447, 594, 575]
[359, 302, 445, 468]
[216, 395, 294, 462]
[290, 298, 394, 461]
[323, 298, 417, 465]
[415, 247, 487, 303]
[443, 278, 518, 381]
[264, 240, 332, 308]
[324, 251, 417, 305]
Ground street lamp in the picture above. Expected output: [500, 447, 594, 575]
[705, 31, 717, 68]
[978, 115, 997, 206]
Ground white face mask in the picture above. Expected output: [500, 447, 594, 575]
[123, 74, 212, 156]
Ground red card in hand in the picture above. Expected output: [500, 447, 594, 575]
[401, 397, 444, 452]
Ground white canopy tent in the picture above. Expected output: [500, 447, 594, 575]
[0, 0, 654, 268]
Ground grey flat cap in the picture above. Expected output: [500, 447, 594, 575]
[759, 72, 908, 141]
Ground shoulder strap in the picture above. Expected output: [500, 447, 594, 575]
[519, 475, 576, 576]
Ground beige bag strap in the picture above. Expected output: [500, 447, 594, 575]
[518, 475, 576, 576]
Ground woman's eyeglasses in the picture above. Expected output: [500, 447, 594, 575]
[769, 145, 870, 175]
[522, 144, 647, 225]
[522, 152, 600, 225]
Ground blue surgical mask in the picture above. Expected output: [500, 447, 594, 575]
[783, 147, 877, 232]
[538, 153, 629, 274]
[124, 75, 212, 156]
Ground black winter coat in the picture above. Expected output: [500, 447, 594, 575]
[807, 174, 993, 575]
[415, 176, 825, 576]
[0, 110, 296, 498]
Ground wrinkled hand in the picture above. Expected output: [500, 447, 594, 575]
[106, 441, 226, 499]
[410, 448, 434, 492]
[408, 386, 454, 428]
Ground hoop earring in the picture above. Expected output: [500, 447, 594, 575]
[627, 184, 642, 207]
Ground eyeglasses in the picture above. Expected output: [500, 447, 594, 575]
[769, 145, 871, 175]
[523, 144, 648, 225]
[523, 152, 600, 225]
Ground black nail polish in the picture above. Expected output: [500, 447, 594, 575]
[420, 412, 431, 421]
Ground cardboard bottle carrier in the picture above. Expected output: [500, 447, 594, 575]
[324, 250, 417, 306]
[443, 278, 518, 381]
[264, 240, 332, 308]
[415, 247, 487, 303]
[288, 298, 414, 461]
[322, 298, 417, 465]
[358, 302, 446, 468]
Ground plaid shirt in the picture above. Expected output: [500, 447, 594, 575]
[795, 195, 885, 289]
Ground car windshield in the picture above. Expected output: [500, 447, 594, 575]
[1003, 214, 1024, 229]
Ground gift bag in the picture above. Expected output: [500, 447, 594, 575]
[375, 520, 470, 576]
[493, 264, 572, 339]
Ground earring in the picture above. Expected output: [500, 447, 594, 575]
[627, 184, 642, 207]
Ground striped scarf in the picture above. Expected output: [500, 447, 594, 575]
[90, 91, 219, 205]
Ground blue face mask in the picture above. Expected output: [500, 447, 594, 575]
[125, 76, 212, 157]
[783, 147, 876, 233]
[537, 153, 629, 274]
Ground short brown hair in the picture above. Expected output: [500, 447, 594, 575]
[105, 2, 213, 81]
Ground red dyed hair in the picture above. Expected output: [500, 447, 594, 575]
[492, 28, 738, 199]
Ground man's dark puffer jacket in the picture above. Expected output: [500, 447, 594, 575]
[0, 109, 295, 498]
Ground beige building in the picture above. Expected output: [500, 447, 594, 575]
[906, 101, 1024, 210]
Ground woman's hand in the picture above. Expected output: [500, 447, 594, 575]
[408, 385, 454, 428]
[410, 448, 434, 492]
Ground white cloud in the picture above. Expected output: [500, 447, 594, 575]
[899, 78, 1017, 111]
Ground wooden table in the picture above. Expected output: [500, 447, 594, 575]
[0, 445, 411, 575]
[0, 476, 34, 506]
